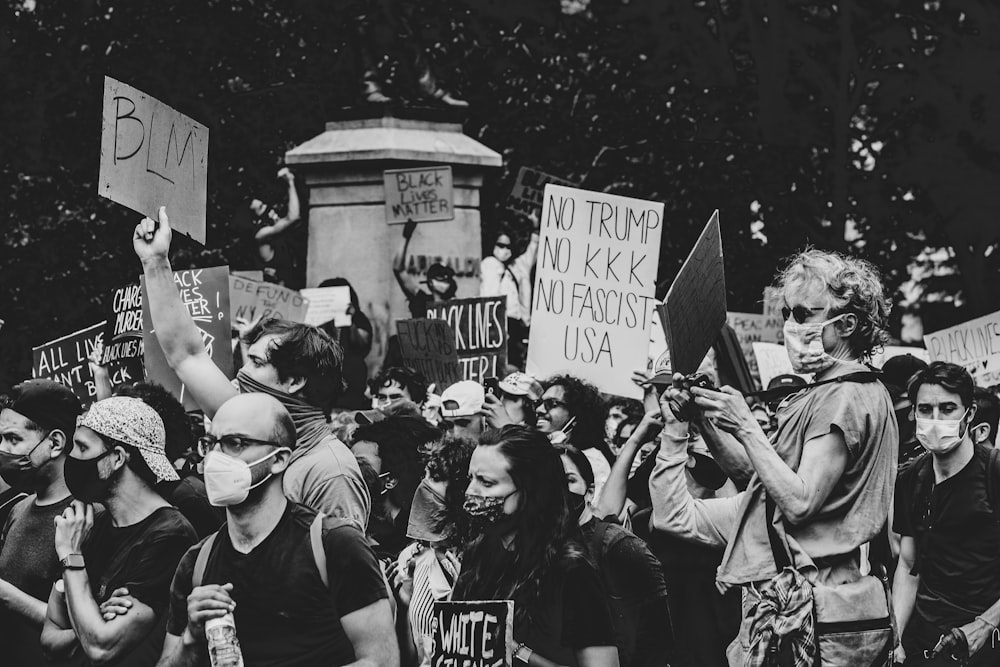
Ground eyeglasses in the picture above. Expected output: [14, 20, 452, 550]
[538, 398, 567, 412]
[197, 434, 282, 458]
[780, 305, 827, 324]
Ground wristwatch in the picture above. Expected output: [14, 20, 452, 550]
[60, 553, 86, 570]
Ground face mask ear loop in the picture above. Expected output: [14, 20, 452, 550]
[561, 416, 577, 434]
[245, 448, 288, 491]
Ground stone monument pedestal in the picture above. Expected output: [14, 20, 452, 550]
[285, 110, 502, 376]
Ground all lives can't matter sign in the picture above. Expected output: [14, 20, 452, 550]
[384, 166, 455, 224]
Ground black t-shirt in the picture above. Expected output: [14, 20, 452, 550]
[894, 445, 1000, 627]
[82, 505, 197, 666]
[408, 290, 432, 319]
[580, 518, 671, 667]
[514, 553, 617, 667]
[156, 476, 226, 540]
[166, 502, 388, 667]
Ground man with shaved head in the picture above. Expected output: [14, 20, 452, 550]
[156, 393, 397, 667]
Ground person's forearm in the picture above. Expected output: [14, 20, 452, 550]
[892, 568, 919, 637]
[698, 419, 753, 488]
[974, 595, 1000, 630]
[393, 236, 410, 274]
[63, 568, 122, 657]
[0, 577, 48, 626]
[155, 632, 202, 667]
[648, 441, 735, 547]
[92, 365, 113, 401]
[733, 424, 815, 523]
[595, 437, 644, 517]
[285, 177, 300, 223]
[141, 255, 206, 364]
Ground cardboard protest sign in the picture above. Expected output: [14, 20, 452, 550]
[100, 283, 145, 388]
[255, 283, 309, 323]
[431, 600, 514, 667]
[727, 311, 784, 386]
[300, 286, 352, 327]
[228, 276, 309, 324]
[660, 211, 726, 377]
[143, 267, 233, 409]
[396, 319, 463, 389]
[925, 310, 1000, 386]
[426, 297, 508, 384]
[527, 185, 663, 399]
[98, 77, 208, 244]
[33, 322, 106, 408]
[383, 166, 454, 224]
[506, 167, 577, 216]
[231, 270, 263, 281]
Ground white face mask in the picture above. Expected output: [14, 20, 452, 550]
[203, 449, 284, 507]
[783, 314, 845, 374]
[494, 246, 513, 263]
[916, 410, 968, 455]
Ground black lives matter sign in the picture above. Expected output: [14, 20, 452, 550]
[425, 297, 507, 383]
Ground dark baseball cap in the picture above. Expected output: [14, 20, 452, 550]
[424, 263, 456, 283]
[4, 379, 82, 437]
[767, 374, 807, 392]
[881, 353, 928, 400]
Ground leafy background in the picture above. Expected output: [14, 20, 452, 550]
[2, 0, 1000, 391]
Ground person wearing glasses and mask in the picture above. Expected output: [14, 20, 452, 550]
[893, 362, 1000, 666]
[40, 396, 197, 666]
[0, 380, 82, 667]
[156, 393, 397, 667]
[651, 248, 898, 665]
[479, 222, 540, 368]
[536, 375, 614, 501]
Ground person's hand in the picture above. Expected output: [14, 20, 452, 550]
[88, 340, 108, 377]
[54, 501, 94, 560]
[133, 206, 172, 264]
[657, 387, 691, 454]
[233, 312, 263, 342]
[691, 383, 756, 436]
[386, 558, 414, 607]
[100, 587, 133, 621]
[891, 645, 906, 664]
[185, 583, 236, 644]
[958, 617, 993, 657]
[403, 218, 418, 241]
[277, 167, 294, 183]
[422, 385, 442, 426]
[482, 392, 515, 429]
[630, 410, 663, 445]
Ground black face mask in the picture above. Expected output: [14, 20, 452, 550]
[64, 448, 118, 503]
[0, 433, 51, 492]
[567, 490, 588, 524]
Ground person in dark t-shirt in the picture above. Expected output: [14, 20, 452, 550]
[0, 379, 82, 667]
[391, 219, 458, 319]
[40, 397, 197, 667]
[893, 362, 1000, 666]
[157, 393, 396, 667]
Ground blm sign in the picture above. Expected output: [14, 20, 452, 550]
[425, 297, 507, 383]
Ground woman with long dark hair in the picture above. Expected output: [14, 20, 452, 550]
[317, 277, 373, 410]
[452, 425, 619, 667]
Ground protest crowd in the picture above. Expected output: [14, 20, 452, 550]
[5, 109, 1000, 667]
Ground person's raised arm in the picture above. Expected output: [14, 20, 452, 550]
[255, 168, 301, 241]
[341, 598, 399, 667]
[392, 221, 421, 299]
[134, 207, 238, 419]
[692, 384, 848, 525]
[513, 224, 540, 274]
[595, 409, 661, 518]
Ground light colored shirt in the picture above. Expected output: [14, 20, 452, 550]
[479, 233, 539, 324]
[283, 434, 371, 530]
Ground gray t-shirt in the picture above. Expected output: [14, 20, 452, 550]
[283, 434, 371, 530]
[0, 494, 76, 667]
[717, 371, 898, 584]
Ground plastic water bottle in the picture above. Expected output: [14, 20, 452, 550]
[206, 613, 244, 667]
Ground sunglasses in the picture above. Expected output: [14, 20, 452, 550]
[198, 434, 282, 458]
[495, 242, 511, 249]
[538, 398, 567, 412]
[780, 305, 827, 324]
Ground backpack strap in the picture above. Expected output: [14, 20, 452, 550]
[986, 446, 1000, 525]
[192, 532, 219, 589]
[310, 512, 328, 588]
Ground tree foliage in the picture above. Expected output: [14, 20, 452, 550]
[2, 0, 1000, 389]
